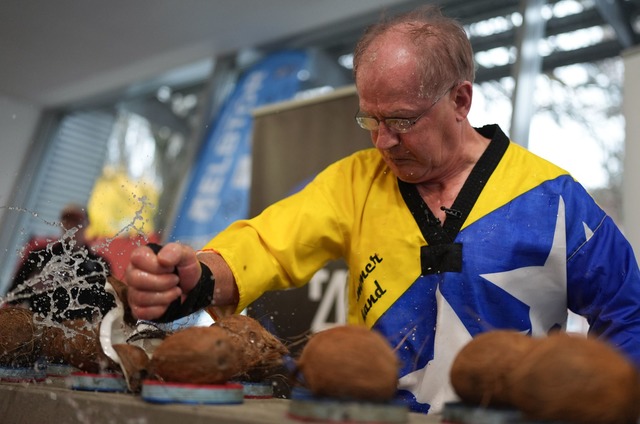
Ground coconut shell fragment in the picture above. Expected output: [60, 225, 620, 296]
[148, 325, 242, 384]
[297, 324, 399, 402]
[113, 343, 149, 392]
[106, 276, 136, 325]
[450, 330, 537, 407]
[508, 333, 640, 424]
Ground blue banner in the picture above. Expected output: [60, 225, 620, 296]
[169, 50, 309, 247]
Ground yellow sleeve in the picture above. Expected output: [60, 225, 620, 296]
[202, 153, 364, 312]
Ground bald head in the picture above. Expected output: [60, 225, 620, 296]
[353, 5, 475, 99]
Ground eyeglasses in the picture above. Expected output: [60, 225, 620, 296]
[355, 86, 453, 134]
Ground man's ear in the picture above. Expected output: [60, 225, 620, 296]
[453, 81, 473, 121]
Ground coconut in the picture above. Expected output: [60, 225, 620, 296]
[40, 319, 115, 373]
[0, 306, 39, 366]
[39, 325, 67, 364]
[449, 330, 537, 407]
[148, 325, 242, 384]
[508, 333, 640, 424]
[214, 314, 288, 379]
[296, 324, 399, 402]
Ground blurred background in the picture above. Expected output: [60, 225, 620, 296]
[1, 0, 639, 302]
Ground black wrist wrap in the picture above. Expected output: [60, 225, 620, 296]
[156, 261, 215, 323]
[147, 243, 215, 323]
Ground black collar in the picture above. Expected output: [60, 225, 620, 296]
[398, 124, 510, 245]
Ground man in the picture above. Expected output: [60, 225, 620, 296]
[125, 6, 640, 413]
[8, 204, 116, 322]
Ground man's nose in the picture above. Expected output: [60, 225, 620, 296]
[373, 122, 400, 149]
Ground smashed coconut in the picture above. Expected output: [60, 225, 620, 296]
[1, 276, 404, 406]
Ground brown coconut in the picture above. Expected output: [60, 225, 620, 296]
[40, 319, 115, 373]
[450, 330, 538, 407]
[297, 324, 399, 402]
[0, 306, 39, 366]
[148, 325, 242, 384]
[39, 325, 67, 364]
[508, 333, 640, 424]
[214, 314, 288, 378]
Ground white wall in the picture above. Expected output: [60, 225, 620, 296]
[0, 94, 41, 228]
[622, 46, 640, 261]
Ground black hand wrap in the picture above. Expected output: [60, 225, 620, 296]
[146, 243, 215, 323]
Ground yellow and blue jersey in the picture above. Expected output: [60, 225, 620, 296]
[205, 124, 640, 413]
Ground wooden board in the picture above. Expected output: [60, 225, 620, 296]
[0, 382, 439, 424]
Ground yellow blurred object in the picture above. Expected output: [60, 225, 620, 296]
[86, 167, 159, 238]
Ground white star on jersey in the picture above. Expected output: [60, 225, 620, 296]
[398, 197, 570, 413]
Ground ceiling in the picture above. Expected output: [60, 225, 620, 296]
[0, 0, 419, 108]
[1, 0, 639, 109]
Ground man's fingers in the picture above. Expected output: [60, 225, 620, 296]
[125, 242, 201, 321]
[129, 245, 177, 274]
[154, 243, 201, 292]
[127, 283, 181, 321]
[130, 304, 176, 322]
[127, 285, 181, 308]
[125, 266, 180, 292]
[155, 243, 198, 268]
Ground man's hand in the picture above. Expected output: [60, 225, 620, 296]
[125, 242, 202, 321]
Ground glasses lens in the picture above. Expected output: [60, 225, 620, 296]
[356, 116, 379, 131]
[386, 119, 412, 133]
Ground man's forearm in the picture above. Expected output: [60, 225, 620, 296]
[197, 250, 239, 314]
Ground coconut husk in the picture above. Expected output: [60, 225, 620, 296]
[39, 325, 67, 364]
[449, 330, 537, 407]
[148, 325, 242, 384]
[296, 324, 399, 402]
[0, 306, 40, 366]
[214, 314, 288, 380]
[508, 333, 640, 424]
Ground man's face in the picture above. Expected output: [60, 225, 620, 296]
[355, 31, 460, 184]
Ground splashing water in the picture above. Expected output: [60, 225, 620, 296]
[2, 232, 109, 328]
[1, 198, 156, 329]
[90, 195, 156, 252]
